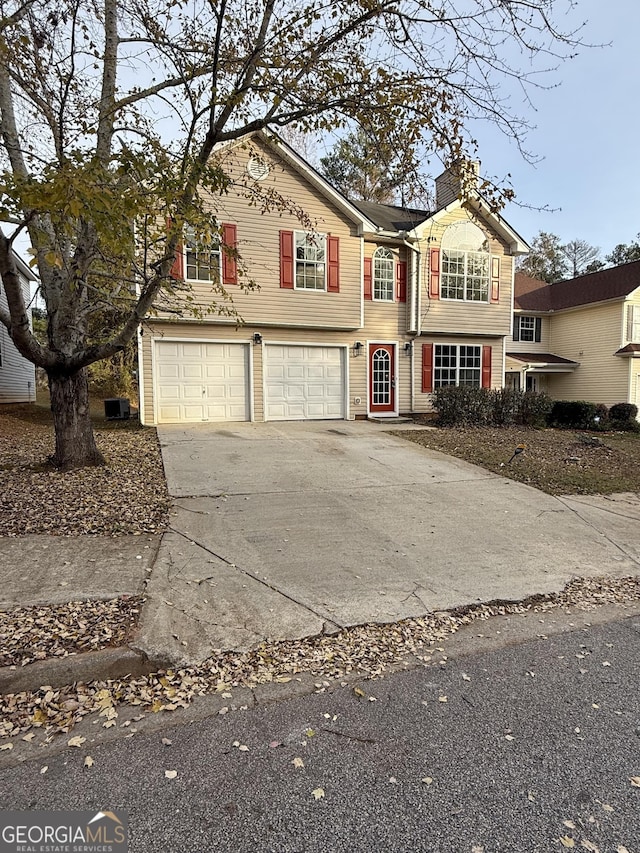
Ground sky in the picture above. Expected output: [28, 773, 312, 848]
[477, 0, 640, 257]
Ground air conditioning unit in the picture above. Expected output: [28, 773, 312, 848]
[104, 397, 131, 420]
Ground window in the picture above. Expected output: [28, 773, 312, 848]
[373, 247, 394, 301]
[440, 221, 489, 302]
[434, 344, 482, 388]
[295, 231, 326, 290]
[185, 227, 221, 282]
[514, 315, 542, 343]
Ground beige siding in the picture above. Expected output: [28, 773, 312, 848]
[0, 274, 36, 403]
[547, 301, 629, 406]
[363, 242, 410, 337]
[418, 207, 514, 337]
[507, 314, 551, 354]
[160, 139, 363, 331]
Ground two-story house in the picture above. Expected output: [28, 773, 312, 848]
[507, 264, 640, 410]
[138, 131, 529, 425]
[0, 251, 37, 404]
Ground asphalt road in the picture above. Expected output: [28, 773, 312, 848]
[2, 610, 640, 853]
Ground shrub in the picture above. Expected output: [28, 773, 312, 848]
[432, 386, 552, 428]
[548, 400, 598, 430]
[609, 402, 638, 424]
[432, 386, 493, 426]
[518, 391, 553, 428]
[491, 388, 522, 426]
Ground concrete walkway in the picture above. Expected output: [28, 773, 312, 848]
[136, 421, 640, 664]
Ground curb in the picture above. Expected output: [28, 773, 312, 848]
[0, 646, 157, 695]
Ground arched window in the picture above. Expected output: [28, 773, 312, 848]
[373, 247, 394, 301]
[440, 221, 489, 302]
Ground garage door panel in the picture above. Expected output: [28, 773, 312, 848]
[265, 344, 345, 421]
[155, 340, 249, 423]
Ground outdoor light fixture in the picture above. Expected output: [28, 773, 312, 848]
[253, 332, 263, 344]
[353, 341, 363, 356]
[404, 341, 413, 353]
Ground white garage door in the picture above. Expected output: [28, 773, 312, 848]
[155, 341, 249, 423]
[264, 344, 345, 420]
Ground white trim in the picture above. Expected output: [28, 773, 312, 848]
[360, 238, 365, 329]
[366, 340, 399, 418]
[151, 335, 253, 425]
[292, 230, 328, 292]
[432, 342, 483, 389]
[137, 326, 146, 425]
[262, 340, 349, 422]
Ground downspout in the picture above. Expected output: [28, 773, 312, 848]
[403, 239, 420, 413]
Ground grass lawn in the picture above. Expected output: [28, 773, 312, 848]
[397, 425, 640, 495]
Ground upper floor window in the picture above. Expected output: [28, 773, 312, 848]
[373, 247, 394, 301]
[440, 221, 489, 302]
[185, 226, 221, 282]
[628, 304, 640, 342]
[295, 231, 326, 290]
[514, 315, 541, 343]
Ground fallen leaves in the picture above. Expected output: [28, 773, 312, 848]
[292, 757, 304, 769]
[3, 575, 640, 744]
[630, 777, 640, 787]
[84, 755, 94, 768]
[164, 769, 178, 779]
[0, 416, 170, 537]
[67, 735, 86, 748]
[0, 597, 143, 668]
[311, 788, 325, 801]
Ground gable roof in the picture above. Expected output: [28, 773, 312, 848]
[350, 200, 432, 233]
[515, 261, 640, 312]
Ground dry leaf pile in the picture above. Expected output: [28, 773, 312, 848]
[1, 575, 639, 742]
[0, 597, 143, 667]
[399, 425, 640, 495]
[0, 409, 169, 536]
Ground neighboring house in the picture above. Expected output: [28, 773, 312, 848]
[138, 131, 528, 425]
[0, 251, 37, 404]
[507, 263, 640, 409]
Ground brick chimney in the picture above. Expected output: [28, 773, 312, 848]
[435, 160, 480, 209]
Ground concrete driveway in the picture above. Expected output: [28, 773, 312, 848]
[138, 421, 640, 664]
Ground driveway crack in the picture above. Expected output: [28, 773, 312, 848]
[168, 526, 344, 632]
[554, 496, 640, 568]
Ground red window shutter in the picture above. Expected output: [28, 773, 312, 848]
[166, 217, 184, 280]
[422, 343, 434, 393]
[429, 248, 440, 299]
[364, 257, 372, 300]
[222, 223, 238, 285]
[280, 230, 294, 289]
[327, 235, 340, 292]
[482, 345, 492, 388]
[396, 261, 407, 303]
[490, 257, 500, 303]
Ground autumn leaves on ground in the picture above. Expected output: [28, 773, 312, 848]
[1, 401, 640, 742]
[399, 424, 640, 496]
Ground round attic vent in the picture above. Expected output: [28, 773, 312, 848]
[247, 156, 270, 181]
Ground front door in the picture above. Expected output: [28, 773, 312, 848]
[369, 343, 396, 415]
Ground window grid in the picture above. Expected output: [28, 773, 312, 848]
[434, 344, 481, 388]
[295, 232, 326, 290]
[441, 250, 489, 301]
[373, 247, 394, 301]
[518, 316, 536, 342]
[185, 229, 221, 282]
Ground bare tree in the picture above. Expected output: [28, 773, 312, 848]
[0, 0, 584, 467]
[563, 238, 603, 277]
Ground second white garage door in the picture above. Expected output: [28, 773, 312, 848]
[264, 344, 346, 420]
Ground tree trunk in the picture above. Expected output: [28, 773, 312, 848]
[48, 368, 105, 469]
